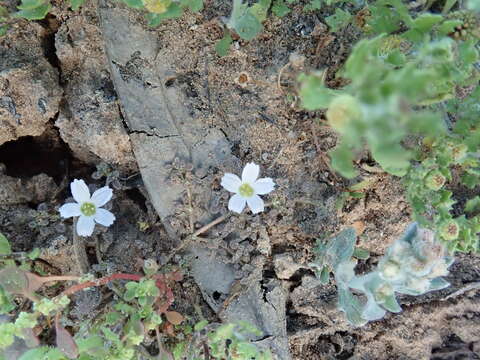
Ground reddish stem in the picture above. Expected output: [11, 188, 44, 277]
[61, 273, 143, 296]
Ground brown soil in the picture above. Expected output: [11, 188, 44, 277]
[0, 1, 479, 359]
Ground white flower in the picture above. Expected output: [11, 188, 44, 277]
[59, 179, 115, 237]
[221, 162, 275, 214]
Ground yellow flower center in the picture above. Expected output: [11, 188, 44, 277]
[80, 202, 96, 217]
[238, 183, 254, 198]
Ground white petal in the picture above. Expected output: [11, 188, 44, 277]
[91, 186, 113, 207]
[59, 203, 81, 218]
[241, 162, 260, 183]
[247, 195, 264, 214]
[71, 179, 91, 203]
[221, 173, 242, 193]
[228, 194, 246, 214]
[253, 178, 275, 195]
[94, 208, 115, 227]
[76, 216, 95, 237]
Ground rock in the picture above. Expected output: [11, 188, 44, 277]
[0, 173, 58, 205]
[0, 23, 62, 145]
[98, 4, 290, 358]
[54, 8, 136, 172]
[273, 254, 307, 279]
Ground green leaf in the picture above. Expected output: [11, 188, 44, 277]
[250, 0, 271, 22]
[121, 0, 144, 8]
[27, 248, 40, 260]
[19, 347, 65, 360]
[228, 0, 263, 41]
[298, 73, 339, 110]
[0, 25, 7, 37]
[145, 3, 183, 26]
[70, 0, 86, 10]
[412, 13, 443, 32]
[194, 319, 209, 331]
[437, 19, 463, 36]
[215, 31, 232, 57]
[442, 0, 457, 14]
[304, 0, 321, 11]
[0, 234, 11, 255]
[370, 143, 410, 177]
[272, 0, 290, 17]
[325, 8, 352, 33]
[14, 3, 51, 19]
[319, 266, 330, 284]
[380, 293, 401, 313]
[17, 0, 45, 10]
[353, 247, 369, 260]
[76, 335, 104, 354]
[465, 197, 480, 215]
[337, 285, 366, 326]
[180, 0, 203, 12]
[330, 143, 358, 179]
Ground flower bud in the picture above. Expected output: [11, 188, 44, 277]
[143, 0, 171, 14]
[424, 170, 446, 191]
[439, 220, 460, 241]
[326, 95, 362, 134]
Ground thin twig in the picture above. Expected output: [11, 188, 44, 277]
[162, 213, 232, 266]
[72, 218, 89, 274]
[192, 213, 230, 237]
[42, 275, 80, 283]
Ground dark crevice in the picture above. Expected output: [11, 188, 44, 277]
[125, 188, 148, 213]
[0, 119, 93, 184]
[38, 15, 61, 74]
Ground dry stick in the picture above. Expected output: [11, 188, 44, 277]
[162, 213, 231, 266]
[72, 218, 90, 274]
[42, 275, 80, 283]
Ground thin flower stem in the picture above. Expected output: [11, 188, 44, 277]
[72, 218, 90, 274]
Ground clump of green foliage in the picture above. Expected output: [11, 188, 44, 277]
[0, 233, 269, 359]
[299, 1, 480, 252]
[311, 224, 453, 326]
[173, 320, 272, 359]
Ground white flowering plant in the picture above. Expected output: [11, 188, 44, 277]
[59, 179, 115, 237]
[221, 162, 275, 214]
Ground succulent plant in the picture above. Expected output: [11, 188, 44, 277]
[312, 224, 453, 326]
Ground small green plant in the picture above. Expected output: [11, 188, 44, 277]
[173, 320, 272, 359]
[299, 1, 480, 252]
[311, 224, 453, 326]
[0, 240, 185, 359]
